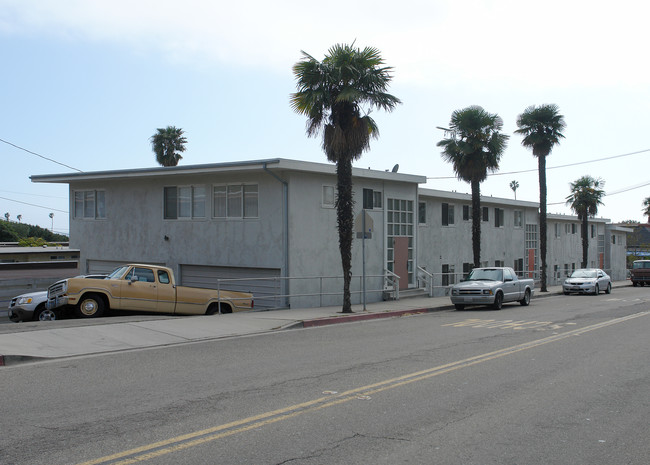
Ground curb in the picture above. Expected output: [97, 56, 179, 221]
[302, 306, 452, 328]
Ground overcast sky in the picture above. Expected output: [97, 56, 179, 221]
[1, 0, 649, 235]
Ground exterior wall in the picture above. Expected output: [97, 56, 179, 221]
[547, 216, 609, 284]
[69, 171, 284, 279]
[284, 170, 419, 307]
[605, 226, 630, 281]
[417, 189, 538, 295]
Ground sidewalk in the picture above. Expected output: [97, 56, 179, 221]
[0, 282, 629, 366]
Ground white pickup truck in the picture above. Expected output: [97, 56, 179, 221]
[449, 267, 534, 310]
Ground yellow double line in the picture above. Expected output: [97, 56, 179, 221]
[79, 311, 649, 465]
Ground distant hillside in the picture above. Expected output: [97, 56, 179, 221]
[0, 220, 68, 244]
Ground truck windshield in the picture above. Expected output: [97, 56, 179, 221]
[107, 266, 130, 280]
[467, 269, 503, 281]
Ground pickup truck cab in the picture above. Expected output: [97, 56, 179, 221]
[630, 260, 650, 286]
[47, 264, 254, 318]
[449, 267, 534, 310]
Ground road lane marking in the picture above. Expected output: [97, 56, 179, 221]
[78, 311, 649, 465]
[443, 318, 576, 331]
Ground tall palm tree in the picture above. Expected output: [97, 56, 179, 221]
[643, 196, 650, 223]
[438, 106, 509, 267]
[510, 180, 519, 200]
[566, 176, 605, 268]
[515, 104, 566, 292]
[151, 126, 187, 167]
[291, 43, 400, 313]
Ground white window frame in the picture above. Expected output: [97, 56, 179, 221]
[164, 185, 206, 220]
[74, 190, 106, 219]
[322, 185, 335, 208]
[212, 183, 259, 219]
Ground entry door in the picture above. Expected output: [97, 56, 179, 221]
[393, 237, 410, 290]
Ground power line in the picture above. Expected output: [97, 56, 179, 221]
[0, 137, 83, 172]
[0, 196, 68, 213]
[427, 148, 650, 180]
[547, 180, 650, 205]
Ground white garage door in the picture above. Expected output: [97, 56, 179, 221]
[86, 260, 165, 275]
[179, 265, 282, 310]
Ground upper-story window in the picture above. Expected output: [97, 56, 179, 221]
[494, 208, 505, 227]
[322, 185, 335, 208]
[482, 206, 489, 222]
[514, 210, 523, 228]
[74, 190, 106, 219]
[418, 202, 426, 224]
[442, 203, 455, 226]
[362, 188, 382, 209]
[213, 184, 258, 218]
[164, 186, 206, 219]
[462, 205, 471, 221]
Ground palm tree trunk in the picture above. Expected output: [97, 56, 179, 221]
[581, 215, 589, 268]
[336, 158, 354, 313]
[538, 155, 548, 292]
[471, 178, 481, 268]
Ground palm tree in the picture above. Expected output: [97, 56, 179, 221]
[438, 106, 509, 267]
[643, 196, 650, 223]
[151, 126, 187, 167]
[515, 104, 566, 292]
[510, 180, 519, 200]
[291, 43, 400, 313]
[566, 176, 605, 268]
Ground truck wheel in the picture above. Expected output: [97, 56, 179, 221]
[34, 305, 58, 321]
[632, 281, 638, 287]
[492, 292, 503, 310]
[76, 294, 106, 318]
[454, 304, 465, 311]
[519, 289, 531, 306]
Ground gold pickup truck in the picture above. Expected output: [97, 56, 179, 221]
[46, 264, 254, 318]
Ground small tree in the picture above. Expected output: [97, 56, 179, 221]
[151, 126, 187, 167]
[510, 180, 519, 200]
[643, 196, 650, 223]
[566, 176, 605, 268]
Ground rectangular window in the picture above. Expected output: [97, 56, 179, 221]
[591, 224, 595, 238]
[555, 223, 561, 238]
[495, 208, 504, 227]
[322, 185, 335, 208]
[514, 258, 524, 276]
[442, 203, 454, 226]
[564, 264, 569, 276]
[482, 206, 489, 222]
[363, 188, 374, 209]
[74, 190, 106, 219]
[612, 234, 616, 244]
[571, 223, 577, 234]
[495, 260, 504, 267]
[373, 191, 382, 209]
[462, 205, 471, 221]
[565, 224, 570, 234]
[418, 202, 426, 224]
[164, 186, 206, 219]
[213, 184, 259, 218]
[442, 264, 455, 286]
[514, 210, 522, 228]
[463, 262, 474, 279]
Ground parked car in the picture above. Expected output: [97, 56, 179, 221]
[449, 267, 534, 310]
[7, 275, 107, 322]
[46, 264, 254, 318]
[630, 259, 650, 287]
[562, 268, 611, 295]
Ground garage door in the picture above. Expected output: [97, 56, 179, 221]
[179, 265, 282, 310]
[86, 260, 165, 275]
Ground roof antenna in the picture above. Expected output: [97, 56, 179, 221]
[391, 164, 399, 173]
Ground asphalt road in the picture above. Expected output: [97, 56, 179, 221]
[1, 288, 649, 465]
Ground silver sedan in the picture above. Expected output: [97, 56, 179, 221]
[563, 268, 611, 295]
